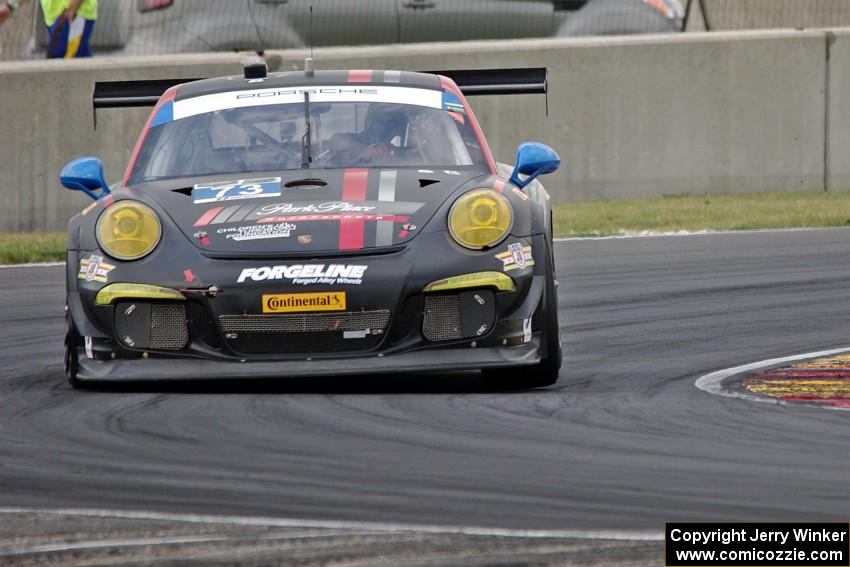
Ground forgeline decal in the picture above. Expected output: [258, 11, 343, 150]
[262, 292, 346, 314]
[192, 177, 282, 204]
[78, 255, 116, 283]
[217, 222, 296, 241]
[495, 243, 534, 272]
[238, 264, 367, 286]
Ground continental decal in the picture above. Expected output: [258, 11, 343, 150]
[262, 292, 346, 313]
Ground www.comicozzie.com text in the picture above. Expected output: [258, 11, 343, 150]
[670, 527, 847, 546]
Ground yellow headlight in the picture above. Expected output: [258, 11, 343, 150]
[448, 188, 513, 249]
[96, 200, 161, 260]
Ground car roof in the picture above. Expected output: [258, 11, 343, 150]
[175, 70, 445, 101]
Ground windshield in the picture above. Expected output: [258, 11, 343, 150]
[129, 89, 487, 183]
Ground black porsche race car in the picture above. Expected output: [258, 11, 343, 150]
[62, 63, 562, 389]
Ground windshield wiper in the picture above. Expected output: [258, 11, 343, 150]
[301, 91, 312, 169]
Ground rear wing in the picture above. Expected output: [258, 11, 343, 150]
[93, 78, 200, 109]
[91, 66, 548, 125]
[430, 68, 547, 96]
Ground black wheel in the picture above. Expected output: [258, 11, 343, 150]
[65, 306, 84, 389]
[484, 240, 562, 390]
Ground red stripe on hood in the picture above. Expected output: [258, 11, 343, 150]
[338, 168, 369, 250]
[193, 206, 224, 227]
[348, 70, 373, 83]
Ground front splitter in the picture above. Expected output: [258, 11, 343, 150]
[76, 340, 541, 382]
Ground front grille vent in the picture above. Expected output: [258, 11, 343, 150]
[422, 295, 463, 342]
[219, 310, 391, 334]
[150, 304, 189, 350]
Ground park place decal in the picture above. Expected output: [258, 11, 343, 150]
[495, 243, 534, 272]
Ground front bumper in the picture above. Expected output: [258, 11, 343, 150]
[69, 231, 548, 379]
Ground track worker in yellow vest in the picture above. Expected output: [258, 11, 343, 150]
[41, 0, 97, 58]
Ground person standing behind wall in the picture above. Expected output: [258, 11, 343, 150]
[0, 0, 27, 27]
[41, 0, 97, 58]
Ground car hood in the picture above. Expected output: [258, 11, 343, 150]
[131, 168, 485, 256]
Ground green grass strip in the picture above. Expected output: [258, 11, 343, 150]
[554, 192, 850, 237]
[0, 232, 66, 264]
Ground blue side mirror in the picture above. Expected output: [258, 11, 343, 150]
[59, 156, 111, 200]
[510, 142, 561, 189]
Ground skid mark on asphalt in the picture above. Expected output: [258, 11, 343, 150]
[695, 347, 850, 410]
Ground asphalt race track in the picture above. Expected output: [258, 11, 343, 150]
[2, 229, 850, 560]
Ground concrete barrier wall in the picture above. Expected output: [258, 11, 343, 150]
[295, 30, 824, 202]
[0, 29, 840, 231]
[703, 0, 850, 30]
[0, 54, 247, 232]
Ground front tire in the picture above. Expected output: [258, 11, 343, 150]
[65, 306, 84, 389]
[484, 241, 562, 390]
